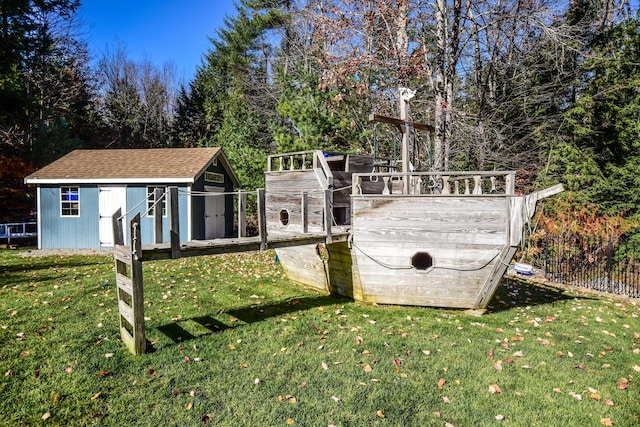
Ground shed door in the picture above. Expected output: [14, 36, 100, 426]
[204, 186, 225, 239]
[99, 187, 127, 247]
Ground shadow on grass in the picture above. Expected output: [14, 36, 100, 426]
[154, 295, 343, 347]
[486, 276, 595, 313]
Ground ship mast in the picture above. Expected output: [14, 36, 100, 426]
[369, 88, 434, 195]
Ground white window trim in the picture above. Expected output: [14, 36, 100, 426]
[147, 186, 167, 217]
[60, 186, 80, 217]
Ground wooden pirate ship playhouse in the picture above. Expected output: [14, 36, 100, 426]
[110, 89, 562, 354]
[264, 90, 562, 309]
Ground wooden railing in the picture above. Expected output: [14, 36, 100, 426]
[268, 150, 334, 189]
[352, 171, 516, 196]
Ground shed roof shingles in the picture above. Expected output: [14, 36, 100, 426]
[26, 148, 221, 181]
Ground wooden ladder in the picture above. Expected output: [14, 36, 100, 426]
[112, 210, 146, 354]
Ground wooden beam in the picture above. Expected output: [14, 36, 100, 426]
[301, 191, 308, 234]
[257, 188, 267, 250]
[112, 208, 124, 246]
[169, 187, 181, 259]
[129, 213, 146, 355]
[237, 190, 247, 238]
[368, 113, 435, 133]
[154, 187, 163, 244]
[324, 188, 332, 244]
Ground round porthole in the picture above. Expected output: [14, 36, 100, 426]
[411, 252, 433, 271]
[279, 209, 290, 226]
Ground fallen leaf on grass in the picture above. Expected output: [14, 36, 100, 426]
[331, 396, 340, 402]
[278, 395, 296, 403]
[489, 384, 502, 394]
[96, 370, 112, 377]
[42, 412, 51, 421]
[104, 353, 114, 358]
[496, 414, 505, 421]
[604, 399, 615, 406]
[20, 351, 30, 356]
[321, 362, 328, 370]
[363, 364, 373, 373]
[633, 365, 640, 372]
[91, 391, 102, 400]
[437, 378, 446, 390]
[589, 393, 601, 401]
[185, 402, 193, 410]
[553, 388, 562, 394]
[376, 410, 385, 418]
[601, 418, 614, 426]
[494, 362, 503, 371]
[286, 418, 294, 425]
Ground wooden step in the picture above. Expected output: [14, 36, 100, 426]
[114, 245, 132, 264]
[116, 273, 133, 296]
[118, 300, 134, 327]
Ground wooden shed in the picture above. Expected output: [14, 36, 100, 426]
[24, 148, 240, 249]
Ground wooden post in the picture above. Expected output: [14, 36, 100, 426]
[505, 173, 515, 195]
[237, 190, 247, 238]
[301, 192, 308, 233]
[399, 88, 414, 195]
[115, 213, 145, 355]
[324, 188, 332, 244]
[112, 208, 124, 246]
[154, 187, 163, 244]
[257, 189, 267, 250]
[169, 186, 180, 259]
[352, 176, 362, 195]
[130, 214, 146, 354]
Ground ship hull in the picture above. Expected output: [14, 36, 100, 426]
[276, 195, 519, 309]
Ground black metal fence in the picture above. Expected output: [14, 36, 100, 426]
[533, 235, 640, 299]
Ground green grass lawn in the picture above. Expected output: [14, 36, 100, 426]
[1, 249, 639, 426]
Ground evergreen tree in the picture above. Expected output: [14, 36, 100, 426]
[550, 18, 640, 218]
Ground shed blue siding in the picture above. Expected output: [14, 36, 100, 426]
[39, 186, 100, 249]
[125, 185, 189, 245]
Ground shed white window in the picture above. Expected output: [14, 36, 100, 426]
[61, 187, 80, 216]
[147, 187, 167, 217]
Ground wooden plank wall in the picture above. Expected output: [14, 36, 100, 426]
[275, 245, 329, 293]
[350, 196, 511, 308]
[265, 170, 326, 233]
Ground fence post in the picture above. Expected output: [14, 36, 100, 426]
[237, 190, 247, 238]
[169, 186, 181, 259]
[257, 189, 267, 250]
[324, 188, 332, 244]
[301, 192, 308, 234]
[112, 208, 124, 246]
[154, 187, 163, 244]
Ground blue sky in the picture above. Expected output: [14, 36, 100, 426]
[79, 1, 238, 83]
